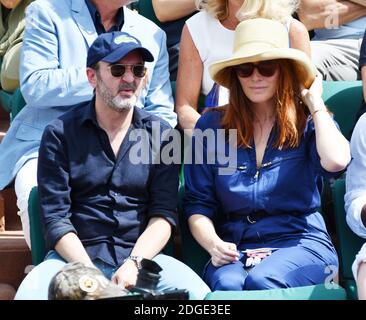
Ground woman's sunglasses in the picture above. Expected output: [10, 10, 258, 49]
[108, 64, 147, 78]
[235, 60, 279, 78]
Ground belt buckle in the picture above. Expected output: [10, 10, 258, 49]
[246, 214, 256, 224]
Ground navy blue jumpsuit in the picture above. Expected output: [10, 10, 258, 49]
[184, 110, 340, 291]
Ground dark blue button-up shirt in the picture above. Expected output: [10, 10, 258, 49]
[85, 0, 124, 34]
[184, 110, 342, 253]
[38, 99, 179, 267]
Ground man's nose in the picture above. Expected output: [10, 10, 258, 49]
[121, 68, 135, 82]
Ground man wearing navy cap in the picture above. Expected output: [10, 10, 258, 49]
[0, 0, 177, 250]
[14, 31, 210, 300]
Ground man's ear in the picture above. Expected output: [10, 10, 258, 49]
[142, 71, 149, 88]
[86, 67, 98, 89]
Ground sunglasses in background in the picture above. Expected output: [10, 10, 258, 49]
[109, 64, 147, 78]
[235, 60, 279, 78]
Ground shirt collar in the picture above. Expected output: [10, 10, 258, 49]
[81, 96, 151, 129]
[80, 96, 99, 126]
[85, 0, 124, 33]
[131, 105, 151, 128]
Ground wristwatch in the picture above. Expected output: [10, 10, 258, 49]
[124, 255, 143, 269]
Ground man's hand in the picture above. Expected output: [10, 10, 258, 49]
[111, 259, 139, 289]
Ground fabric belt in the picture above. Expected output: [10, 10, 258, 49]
[228, 210, 304, 224]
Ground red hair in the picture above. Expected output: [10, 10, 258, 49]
[216, 59, 309, 149]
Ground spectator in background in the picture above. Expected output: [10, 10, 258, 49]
[345, 30, 366, 300]
[298, 0, 366, 81]
[0, 0, 176, 249]
[176, 0, 311, 133]
[0, 0, 33, 92]
[152, 0, 197, 80]
[345, 119, 366, 300]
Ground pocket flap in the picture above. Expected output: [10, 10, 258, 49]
[15, 123, 43, 141]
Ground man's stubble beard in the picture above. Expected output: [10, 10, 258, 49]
[97, 77, 138, 113]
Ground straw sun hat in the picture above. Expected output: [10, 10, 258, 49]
[209, 18, 317, 89]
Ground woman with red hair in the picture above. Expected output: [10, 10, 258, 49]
[183, 18, 350, 291]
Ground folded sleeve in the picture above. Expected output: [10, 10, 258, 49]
[148, 128, 180, 229]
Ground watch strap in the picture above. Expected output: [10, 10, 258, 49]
[124, 255, 142, 269]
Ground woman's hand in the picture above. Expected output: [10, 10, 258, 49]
[301, 72, 326, 115]
[209, 240, 240, 267]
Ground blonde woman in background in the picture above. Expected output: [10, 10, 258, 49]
[152, 0, 197, 80]
[176, 0, 311, 132]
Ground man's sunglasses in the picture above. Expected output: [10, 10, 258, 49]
[109, 64, 147, 78]
[235, 60, 279, 78]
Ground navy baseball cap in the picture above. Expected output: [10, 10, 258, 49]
[86, 31, 154, 67]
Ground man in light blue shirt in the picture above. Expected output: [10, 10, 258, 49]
[298, 0, 366, 80]
[0, 0, 176, 248]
